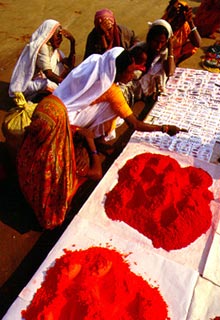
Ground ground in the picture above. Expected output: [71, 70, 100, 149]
[0, 0, 218, 317]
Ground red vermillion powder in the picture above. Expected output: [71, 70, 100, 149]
[105, 153, 214, 251]
[21, 247, 169, 320]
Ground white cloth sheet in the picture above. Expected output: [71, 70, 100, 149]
[3, 67, 220, 319]
[187, 276, 220, 320]
[74, 139, 220, 275]
[144, 67, 220, 163]
[3, 138, 220, 320]
[3, 215, 199, 320]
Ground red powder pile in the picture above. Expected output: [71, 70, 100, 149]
[105, 153, 214, 251]
[22, 247, 169, 320]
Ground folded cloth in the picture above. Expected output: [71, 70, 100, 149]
[202, 41, 220, 73]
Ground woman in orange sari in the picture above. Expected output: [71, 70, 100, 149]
[17, 95, 101, 229]
[162, 0, 201, 65]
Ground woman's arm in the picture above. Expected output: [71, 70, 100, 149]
[60, 29, 76, 69]
[124, 113, 184, 136]
[163, 36, 176, 77]
[43, 69, 63, 84]
[75, 128, 103, 181]
[186, 7, 201, 48]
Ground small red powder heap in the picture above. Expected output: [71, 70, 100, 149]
[105, 153, 213, 251]
[22, 247, 169, 320]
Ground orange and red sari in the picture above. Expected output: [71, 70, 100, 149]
[17, 95, 78, 229]
[194, 0, 220, 38]
[173, 22, 198, 65]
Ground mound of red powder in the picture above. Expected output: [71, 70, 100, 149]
[22, 247, 169, 320]
[105, 153, 213, 251]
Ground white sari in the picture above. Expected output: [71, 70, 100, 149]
[9, 19, 62, 100]
[140, 19, 173, 96]
[54, 47, 124, 138]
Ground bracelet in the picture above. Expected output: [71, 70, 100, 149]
[63, 63, 69, 69]
[90, 150, 99, 155]
[161, 125, 169, 133]
[191, 26, 197, 32]
[168, 55, 174, 58]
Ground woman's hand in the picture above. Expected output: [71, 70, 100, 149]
[99, 17, 114, 34]
[60, 29, 76, 70]
[75, 147, 90, 177]
[162, 125, 187, 136]
[61, 29, 75, 42]
[75, 128, 102, 180]
[184, 6, 193, 24]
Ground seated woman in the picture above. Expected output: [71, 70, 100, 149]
[83, 8, 139, 59]
[119, 45, 148, 107]
[194, 0, 220, 39]
[139, 19, 176, 98]
[9, 19, 76, 103]
[162, 0, 201, 65]
[17, 96, 102, 230]
[53, 47, 184, 143]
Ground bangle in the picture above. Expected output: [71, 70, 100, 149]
[191, 26, 197, 32]
[63, 63, 69, 69]
[90, 150, 99, 155]
[161, 125, 169, 133]
[168, 55, 174, 58]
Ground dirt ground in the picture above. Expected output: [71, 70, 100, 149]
[0, 0, 218, 317]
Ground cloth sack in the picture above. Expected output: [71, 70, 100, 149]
[2, 92, 37, 158]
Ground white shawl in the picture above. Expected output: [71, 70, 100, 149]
[9, 19, 60, 97]
[54, 46, 124, 113]
[140, 19, 173, 96]
[148, 19, 173, 39]
[54, 47, 125, 136]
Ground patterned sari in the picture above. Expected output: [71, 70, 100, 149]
[172, 22, 198, 65]
[17, 95, 78, 229]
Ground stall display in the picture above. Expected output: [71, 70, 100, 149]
[142, 68, 220, 162]
[2, 68, 220, 320]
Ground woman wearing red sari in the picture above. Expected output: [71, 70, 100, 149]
[194, 0, 220, 39]
[16, 95, 102, 230]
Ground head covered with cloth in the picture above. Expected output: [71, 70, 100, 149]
[54, 46, 183, 139]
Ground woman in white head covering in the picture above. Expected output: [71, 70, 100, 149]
[9, 19, 75, 102]
[54, 46, 133, 139]
[140, 19, 175, 98]
[54, 46, 182, 140]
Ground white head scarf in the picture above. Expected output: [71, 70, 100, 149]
[54, 46, 124, 112]
[148, 19, 173, 38]
[9, 19, 60, 97]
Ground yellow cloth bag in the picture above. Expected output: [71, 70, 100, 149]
[2, 92, 37, 158]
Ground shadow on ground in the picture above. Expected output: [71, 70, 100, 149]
[0, 81, 14, 111]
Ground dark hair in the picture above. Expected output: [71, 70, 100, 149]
[146, 25, 169, 43]
[129, 44, 147, 64]
[115, 50, 133, 74]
